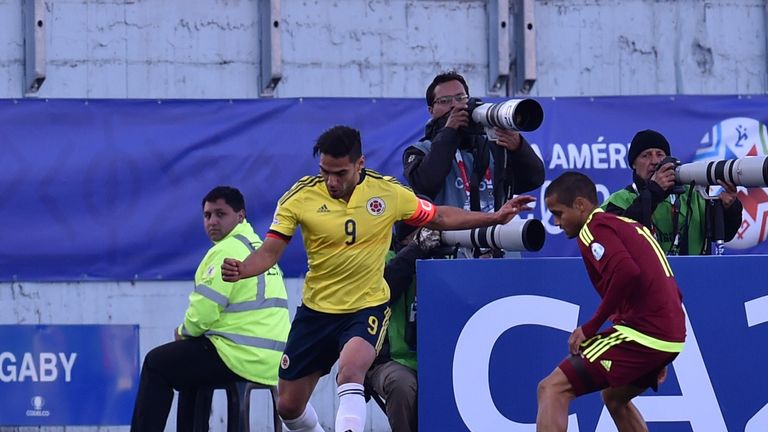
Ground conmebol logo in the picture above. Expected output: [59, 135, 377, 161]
[696, 117, 768, 249]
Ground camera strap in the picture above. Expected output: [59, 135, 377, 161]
[669, 186, 696, 255]
[631, 182, 654, 228]
[455, 149, 495, 258]
[454, 150, 492, 212]
[668, 196, 682, 255]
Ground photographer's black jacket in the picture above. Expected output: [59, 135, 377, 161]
[402, 120, 545, 211]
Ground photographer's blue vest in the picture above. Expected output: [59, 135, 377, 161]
[412, 140, 496, 212]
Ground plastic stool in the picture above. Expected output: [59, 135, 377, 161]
[191, 380, 280, 432]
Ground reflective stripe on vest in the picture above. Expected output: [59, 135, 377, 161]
[224, 297, 288, 312]
[197, 234, 287, 312]
[204, 330, 286, 352]
[194, 283, 228, 307]
[233, 234, 256, 252]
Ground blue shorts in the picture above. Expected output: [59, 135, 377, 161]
[279, 303, 390, 381]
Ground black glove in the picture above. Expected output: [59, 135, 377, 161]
[415, 227, 441, 252]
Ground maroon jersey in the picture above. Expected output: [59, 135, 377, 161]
[577, 209, 685, 342]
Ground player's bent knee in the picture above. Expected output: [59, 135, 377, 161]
[601, 388, 632, 413]
[277, 398, 305, 421]
[337, 364, 367, 384]
[537, 369, 570, 402]
[537, 376, 554, 401]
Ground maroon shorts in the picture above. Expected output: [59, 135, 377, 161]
[558, 327, 679, 396]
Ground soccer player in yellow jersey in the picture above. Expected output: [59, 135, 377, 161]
[221, 125, 534, 432]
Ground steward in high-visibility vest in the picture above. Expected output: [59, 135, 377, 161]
[131, 186, 290, 432]
[180, 218, 290, 384]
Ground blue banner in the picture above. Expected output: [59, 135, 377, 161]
[0, 325, 139, 425]
[1, 97, 767, 280]
[418, 256, 768, 431]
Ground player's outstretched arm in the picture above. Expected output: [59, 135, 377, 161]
[425, 195, 535, 230]
[221, 235, 287, 282]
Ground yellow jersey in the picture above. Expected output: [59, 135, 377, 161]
[269, 169, 435, 313]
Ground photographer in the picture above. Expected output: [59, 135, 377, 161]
[402, 71, 545, 257]
[603, 129, 743, 255]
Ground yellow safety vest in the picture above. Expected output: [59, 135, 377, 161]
[180, 221, 290, 385]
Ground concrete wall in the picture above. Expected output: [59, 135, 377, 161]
[532, 0, 768, 96]
[0, 279, 390, 432]
[0, 0, 264, 99]
[0, 0, 765, 99]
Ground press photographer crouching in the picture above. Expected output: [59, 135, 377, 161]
[365, 224, 443, 432]
[402, 71, 545, 258]
[603, 129, 743, 255]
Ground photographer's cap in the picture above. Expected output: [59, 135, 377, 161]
[628, 129, 671, 166]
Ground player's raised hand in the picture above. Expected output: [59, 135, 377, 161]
[495, 195, 536, 224]
[221, 258, 243, 282]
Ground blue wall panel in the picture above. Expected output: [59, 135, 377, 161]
[0, 325, 139, 425]
[419, 256, 768, 431]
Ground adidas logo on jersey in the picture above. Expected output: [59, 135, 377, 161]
[600, 359, 612, 371]
[317, 204, 330, 213]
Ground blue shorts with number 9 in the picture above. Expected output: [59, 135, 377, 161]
[278, 303, 390, 381]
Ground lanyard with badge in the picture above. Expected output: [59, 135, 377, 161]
[455, 150, 493, 212]
[633, 183, 687, 255]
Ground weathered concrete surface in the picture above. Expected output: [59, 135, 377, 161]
[1, 0, 763, 98]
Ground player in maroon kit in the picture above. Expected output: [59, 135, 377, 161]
[537, 171, 687, 432]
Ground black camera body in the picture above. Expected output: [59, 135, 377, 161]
[654, 156, 686, 195]
[462, 97, 486, 135]
[656, 156, 681, 170]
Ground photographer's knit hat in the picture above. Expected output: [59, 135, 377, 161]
[628, 129, 671, 167]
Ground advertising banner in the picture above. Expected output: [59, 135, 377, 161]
[0, 325, 140, 425]
[1, 97, 767, 280]
[418, 255, 768, 431]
